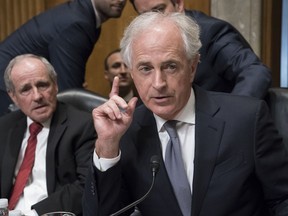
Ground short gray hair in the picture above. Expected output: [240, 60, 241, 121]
[120, 12, 202, 69]
[4, 54, 57, 92]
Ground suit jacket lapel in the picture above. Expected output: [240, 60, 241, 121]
[1, 115, 26, 198]
[46, 103, 68, 194]
[192, 86, 225, 216]
[136, 108, 163, 156]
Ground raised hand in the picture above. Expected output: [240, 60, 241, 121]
[92, 77, 138, 158]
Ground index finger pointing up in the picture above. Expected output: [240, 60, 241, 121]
[109, 76, 120, 98]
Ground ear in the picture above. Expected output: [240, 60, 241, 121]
[104, 70, 109, 80]
[130, 70, 134, 79]
[190, 54, 200, 82]
[8, 91, 18, 107]
[55, 83, 59, 94]
[175, 0, 185, 12]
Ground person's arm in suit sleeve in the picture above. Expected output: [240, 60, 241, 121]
[48, 22, 99, 90]
[254, 101, 288, 215]
[203, 18, 272, 98]
[83, 77, 138, 216]
[83, 159, 126, 216]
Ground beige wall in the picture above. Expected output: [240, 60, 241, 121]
[211, 0, 262, 56]
[0, 0, 45, 40]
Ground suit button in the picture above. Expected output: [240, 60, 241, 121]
[90, 182, 95, 195]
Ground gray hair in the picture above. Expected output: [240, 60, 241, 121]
[4, 54, 57, 92]
[120, 12, 202, 69]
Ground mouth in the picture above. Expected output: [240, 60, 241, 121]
[152, 95, 172, 104]
[33, 104, 48, 112]
[119, 77, 129, 82]
[112, 4, 124, 11]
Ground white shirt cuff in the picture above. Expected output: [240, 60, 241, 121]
[93, 150, 121, 171]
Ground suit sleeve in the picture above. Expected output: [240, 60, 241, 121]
[254, 101, 288, 215]
[82, 161, 128, 216]
[48, 22, 98, 91]
[202, 19, 272, 98]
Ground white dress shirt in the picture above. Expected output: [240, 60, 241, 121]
[90, 0, 102, 29]
[123, 90, 134, 103]
[153, 89, 195, 192]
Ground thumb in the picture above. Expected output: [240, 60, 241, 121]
[126, 97, 138, 116]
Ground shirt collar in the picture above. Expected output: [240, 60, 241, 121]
[91, 0, 102, 28]
[154, 87, 196, 132]
[123, 90, 134, 102]
[27, 117, 51, 129]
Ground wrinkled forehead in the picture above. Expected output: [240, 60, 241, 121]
[131, 24, 184, 60]
[11, 58, 44, 76]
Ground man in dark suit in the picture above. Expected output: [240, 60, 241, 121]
[83, 12, 288, 216]
[0, 0, 127, 116]
[129, 0, 271, 99]
[0, 54, 96, 215]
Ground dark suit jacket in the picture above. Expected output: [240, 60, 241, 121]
[186, 10, 271, 99]
[0, 0, 101, 115]
[0, 102, 96, 216]
[83, 86, 288, 216]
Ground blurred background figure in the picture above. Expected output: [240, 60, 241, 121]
[104, 49, 134, 101]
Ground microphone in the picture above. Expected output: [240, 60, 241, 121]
[110, 155, 160, 216]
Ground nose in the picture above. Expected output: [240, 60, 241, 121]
[152, 70, 166, 89]
[31, 87, 42, 100]
[118, 63, 129, 77]
[120, 63, 127, 73]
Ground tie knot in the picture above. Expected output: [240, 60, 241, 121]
[29, 122, 43, 136]
[164, 120, 178, 139]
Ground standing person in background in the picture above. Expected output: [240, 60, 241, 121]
[129, 0, 272, 99]
[0, 54, 96, 216]
[104, 49, 136, 101]
[83, 12, 288, 216]
[0, 0, 127, 116]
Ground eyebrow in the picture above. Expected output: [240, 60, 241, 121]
[140, 4, 166, 13]
[135, 60, 152, 68]
[110, 61, 125, 67]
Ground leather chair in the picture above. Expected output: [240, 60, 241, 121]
[57, 88, 108, 113]
[266, 87, 288, 146]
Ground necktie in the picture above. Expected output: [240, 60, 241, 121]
[8, 122, 43, 210]
[164, 120, 191, 216]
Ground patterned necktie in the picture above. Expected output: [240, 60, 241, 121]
[164, 120, 192, 216]
[8, 122, 43, 210]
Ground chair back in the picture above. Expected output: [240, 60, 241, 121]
[57, 88, 108, 113]
[266, 87, 288, 146]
